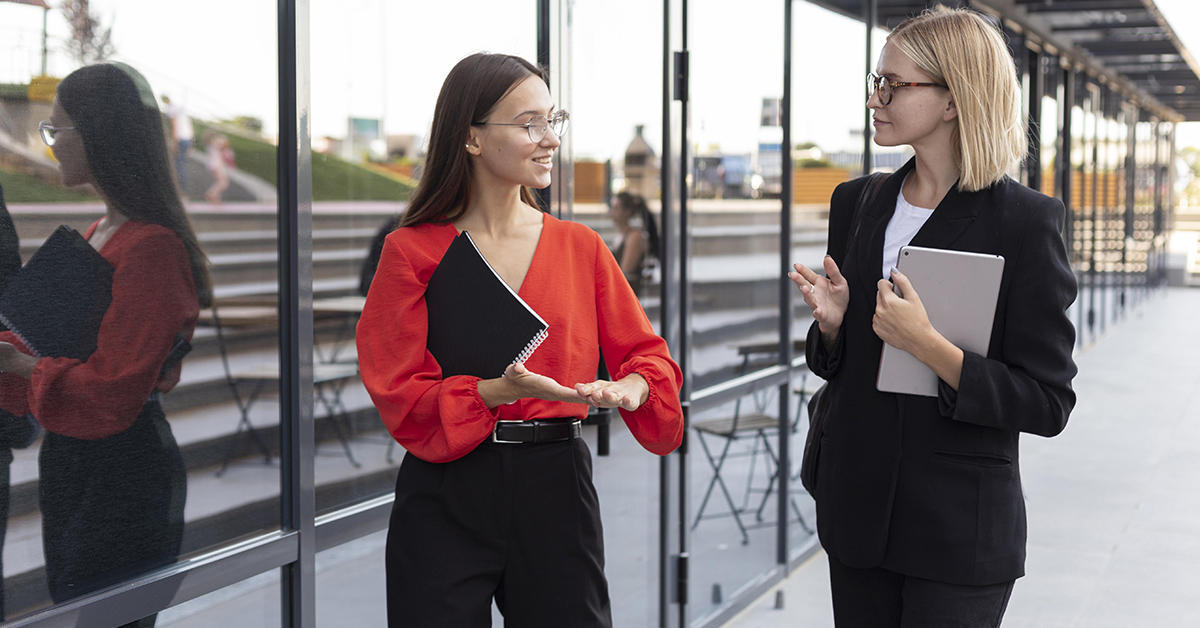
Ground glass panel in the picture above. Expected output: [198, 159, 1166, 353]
[785, 1, 874, 563]
[0, 0, 279, 620]
[313, 2, 666, 628]
[687, 0, 785, 622]
[567, 1, 667, 625]
[155, 570, 280, 627]
[307, 0, 536, 517]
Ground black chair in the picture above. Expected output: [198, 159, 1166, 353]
[203, 304, 362, 476]
[691, 340, 814, 544]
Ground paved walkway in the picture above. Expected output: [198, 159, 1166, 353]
[727, 287, 1200, 628]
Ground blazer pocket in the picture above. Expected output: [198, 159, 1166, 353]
[933, 451, 1012, 468]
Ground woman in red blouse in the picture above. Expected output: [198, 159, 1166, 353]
[0, 63, 210, 625]
[357, 53, 683, 628]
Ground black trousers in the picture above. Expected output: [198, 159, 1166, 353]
[386, 437, 611, 628]
[39, 400, 186, 628]
[828, 554, 1015, 628]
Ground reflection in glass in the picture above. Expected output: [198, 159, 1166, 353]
[608, 191, 661, 298]
[0, 63, 207, 624]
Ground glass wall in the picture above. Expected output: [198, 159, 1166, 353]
[0, 0, 280, 623]
[305, 0, 537, 519]
[685, 0, 785, 621]
[0, 1, 1185, 627]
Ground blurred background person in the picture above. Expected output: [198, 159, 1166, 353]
[203, 130, 231, 204]
[607, 190, 660, 298]
[0, 62, 212, 627]
[161, 94, 194, 193]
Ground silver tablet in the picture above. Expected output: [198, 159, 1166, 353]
[876, 246, 1005, 397]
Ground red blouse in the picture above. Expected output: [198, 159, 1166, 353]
[356, 213, 684, 463]
[0, 220, 199, 440]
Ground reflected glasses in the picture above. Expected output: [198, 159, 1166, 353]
[473, 110, 570, 143]
[38, 121, 76, 146]
[867, 73, 945, 107]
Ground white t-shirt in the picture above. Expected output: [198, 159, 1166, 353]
[881, 180, 935, 280]
[167, 103, 194, 141]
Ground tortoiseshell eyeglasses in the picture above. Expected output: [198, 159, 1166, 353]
[867, 73, 946, 106]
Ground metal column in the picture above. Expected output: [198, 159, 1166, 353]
[278, 0, 316, 625]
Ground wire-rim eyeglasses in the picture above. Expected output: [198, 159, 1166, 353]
[472, 110, 570, 143]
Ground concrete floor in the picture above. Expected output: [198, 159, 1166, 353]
[726, 287, 1200, 628]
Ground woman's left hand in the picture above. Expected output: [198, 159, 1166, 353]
[873, 269, 937, 354]
[576, 373, 650, 412]
[0, 342, 37, 379]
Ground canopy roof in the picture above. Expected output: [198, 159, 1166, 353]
[806, 0, 1200, 121]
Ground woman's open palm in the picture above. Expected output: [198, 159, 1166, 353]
[789, 255, 850, 333]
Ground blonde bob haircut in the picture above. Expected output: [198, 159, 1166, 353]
[888, 6, 1028, 192]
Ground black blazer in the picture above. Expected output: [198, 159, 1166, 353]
[805, 159, 1078, 586]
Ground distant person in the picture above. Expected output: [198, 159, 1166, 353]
[359, 217, 394, 297]
[356, 53, 683, 628]
[607, 191, 660, 298]
[3, 62, 212, 626]
[789, 8, 1077, 626]
[161, 95, 194, 192]
[203, 130, 231, 204]
[0, 182, 39, 621]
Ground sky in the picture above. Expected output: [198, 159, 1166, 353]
[2, 0, 1200, 157]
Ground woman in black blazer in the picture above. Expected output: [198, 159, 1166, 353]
[789, 7, 1077, 627]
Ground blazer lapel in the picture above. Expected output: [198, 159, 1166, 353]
[907, 178, 985, 251]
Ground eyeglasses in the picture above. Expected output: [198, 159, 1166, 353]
[38, 121, 77, 146]
[867, 73, 945, 107]
[473, 110, 570, 143]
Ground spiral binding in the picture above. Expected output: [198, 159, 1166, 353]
[513, 328, 549, 365]
[0, 312, 40, 358]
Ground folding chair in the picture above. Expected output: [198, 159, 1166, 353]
[691, 340, 813, 544]
[204, 305, 362, 476]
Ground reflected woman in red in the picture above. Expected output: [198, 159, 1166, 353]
[0, 63, 211, 626]
[357, 53, 683, 628]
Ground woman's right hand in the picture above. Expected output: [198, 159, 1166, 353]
[788, 255, 850, 336]
[477, 363, 590, 408]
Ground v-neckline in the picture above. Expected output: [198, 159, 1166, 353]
[86, 217, 128, 255]
[449, 211, 548, 296]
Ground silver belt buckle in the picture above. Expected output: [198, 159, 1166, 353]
[491, 419, 525, 444]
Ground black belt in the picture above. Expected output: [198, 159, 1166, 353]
[491, 418, 582, 444]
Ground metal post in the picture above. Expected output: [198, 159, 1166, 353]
[41, 7, 48, 75]
[659, 1, 676, 624]
[1088, 85, 1099, 341]
[1153, 120, 1165, 289]
[1026, 46, 1043, 193]
[1124, 104, 1137, 316]
[676, 0, 691, 622]
[536, 0, 552, 211]
[862, 0, 876, 175]
[278, 0, 316, 626]
[777, 0, 793, 566]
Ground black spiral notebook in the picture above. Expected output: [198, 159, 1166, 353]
[0, 225, 114, 361]
[425, 231, 549, 379]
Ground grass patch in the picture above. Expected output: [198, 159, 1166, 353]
[193, 121, 413, 202]
[0, 168, 97, 203]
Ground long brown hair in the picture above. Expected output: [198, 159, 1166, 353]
[400, 53, 546, 228]
[57, 62, 214, 307]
